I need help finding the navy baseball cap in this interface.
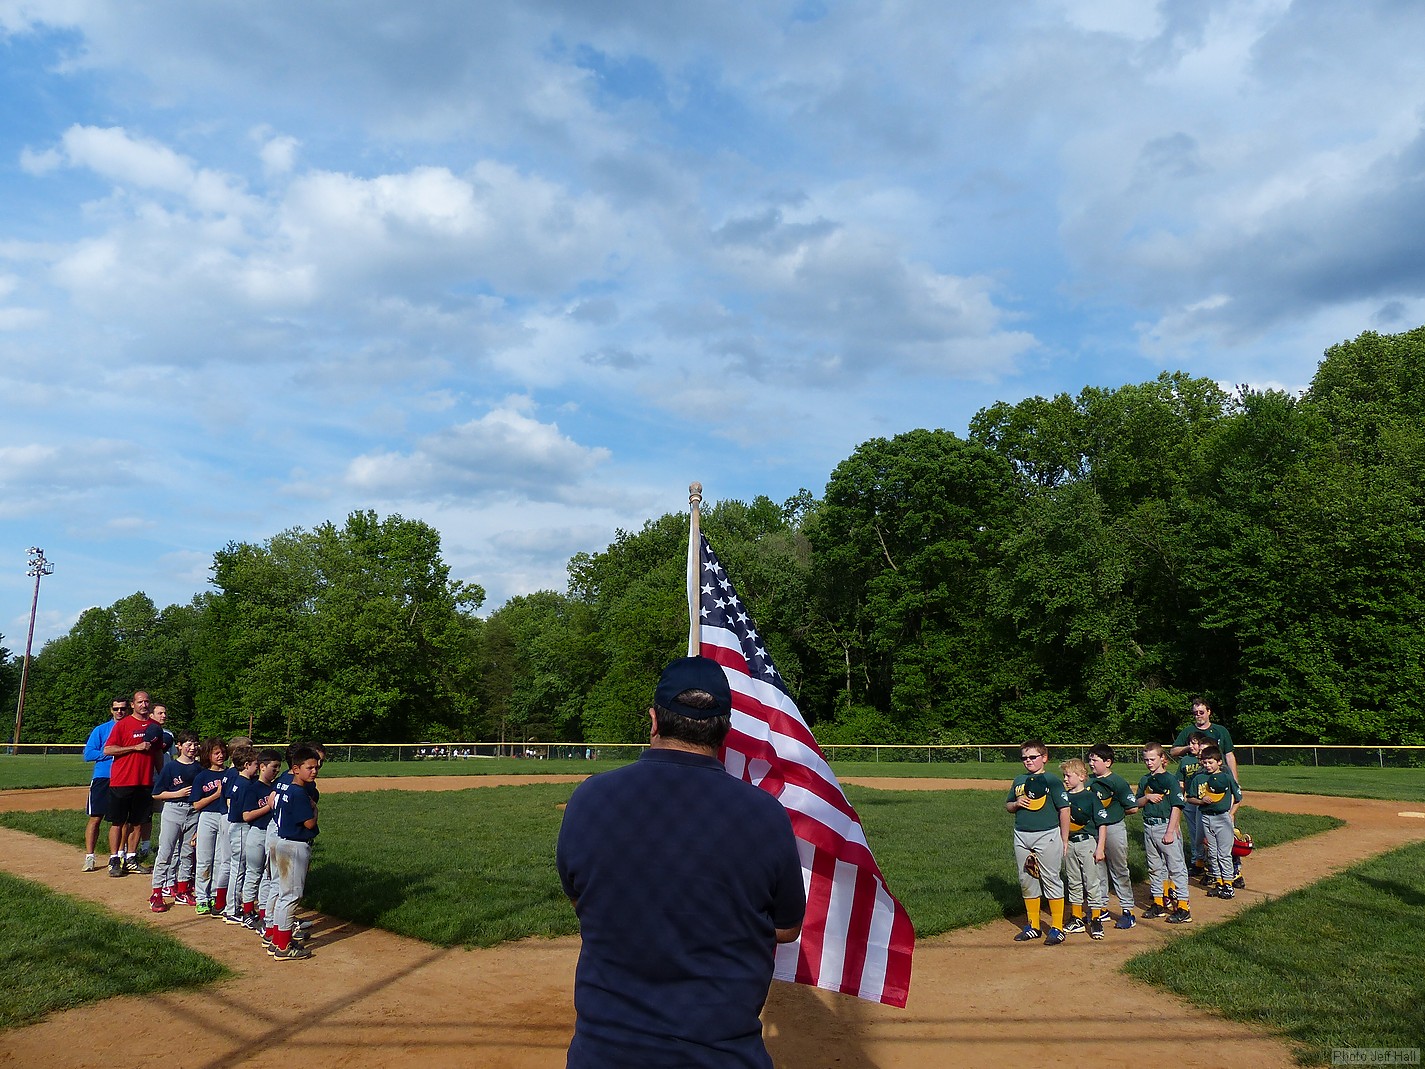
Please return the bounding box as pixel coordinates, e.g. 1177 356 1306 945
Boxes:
142 722 164 744
654 657 732 720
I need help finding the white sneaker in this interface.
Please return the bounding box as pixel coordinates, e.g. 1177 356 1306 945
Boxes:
83 854 96 872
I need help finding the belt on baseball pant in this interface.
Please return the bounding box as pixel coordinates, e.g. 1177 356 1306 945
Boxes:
1144 817 1167 826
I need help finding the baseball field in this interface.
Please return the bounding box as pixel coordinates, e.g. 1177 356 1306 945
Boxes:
1 762 1422 1067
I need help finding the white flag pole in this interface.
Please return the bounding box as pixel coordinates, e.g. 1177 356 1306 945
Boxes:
686 482 703 656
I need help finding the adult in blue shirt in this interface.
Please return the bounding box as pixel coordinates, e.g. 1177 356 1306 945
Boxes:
557 657 806 1069
81 696 129 872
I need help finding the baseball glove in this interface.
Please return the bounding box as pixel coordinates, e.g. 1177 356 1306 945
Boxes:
1023 850 1041 880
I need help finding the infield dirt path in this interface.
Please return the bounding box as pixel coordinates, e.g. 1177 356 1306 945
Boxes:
2 776 1422 1069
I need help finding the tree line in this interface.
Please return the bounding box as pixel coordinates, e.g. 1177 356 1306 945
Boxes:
10 327 1425 748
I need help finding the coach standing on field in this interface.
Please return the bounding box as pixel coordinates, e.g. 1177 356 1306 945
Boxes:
556 656 806 1068
81 696 129 872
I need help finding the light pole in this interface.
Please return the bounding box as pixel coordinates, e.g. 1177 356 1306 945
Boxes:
12 547 54 753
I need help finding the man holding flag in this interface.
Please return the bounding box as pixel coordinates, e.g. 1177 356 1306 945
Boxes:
557 655 806 1068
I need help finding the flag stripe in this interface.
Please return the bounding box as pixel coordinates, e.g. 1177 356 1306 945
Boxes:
697 534 913 1008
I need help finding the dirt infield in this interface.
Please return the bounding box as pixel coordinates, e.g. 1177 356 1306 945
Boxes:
2 778 1421 1068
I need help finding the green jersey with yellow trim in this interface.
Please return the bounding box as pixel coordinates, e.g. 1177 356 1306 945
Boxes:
1136 770 1183 821
1177 752 1202 792
1008 772 1070 832
1066 788 1103 842
1088 772 1136 825
1173 722 1234 759
1187 769 1241 814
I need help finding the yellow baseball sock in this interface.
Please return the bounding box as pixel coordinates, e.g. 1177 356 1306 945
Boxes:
1091 907 1103 920
1047 898 1065 930
1024 898 1042 930
1071 904 1084 919
1154 895 1164 906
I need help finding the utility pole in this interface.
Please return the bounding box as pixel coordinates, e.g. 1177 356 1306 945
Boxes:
12 547 54 753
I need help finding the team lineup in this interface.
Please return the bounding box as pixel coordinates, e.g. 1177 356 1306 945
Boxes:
1007 697 1248 945
81 689 325 961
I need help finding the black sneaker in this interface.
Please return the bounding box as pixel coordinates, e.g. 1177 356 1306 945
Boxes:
1217 884 1235 899
1062 916 1087 934
1088 917 1105 940
1233 875 1246 889
1141 904 1168 919
124 855 152 875
107 855 125 878
1165 908 1193 924
1013 926 1042 942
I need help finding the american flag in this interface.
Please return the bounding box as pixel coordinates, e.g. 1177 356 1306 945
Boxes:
697 533 914 1008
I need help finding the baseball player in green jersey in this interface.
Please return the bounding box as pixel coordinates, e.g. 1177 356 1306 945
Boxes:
1059 758 1108 939
1005 739 1071 946
1136 742 1191 923
1086 743 1139 928
1175 732 1208 876
1170 697 1243 884
1185 745 1242 899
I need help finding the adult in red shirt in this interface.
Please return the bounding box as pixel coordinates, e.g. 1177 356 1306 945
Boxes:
103 691 156 877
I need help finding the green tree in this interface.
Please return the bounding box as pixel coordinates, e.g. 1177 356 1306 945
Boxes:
811 429 1017 740
203 512 484 742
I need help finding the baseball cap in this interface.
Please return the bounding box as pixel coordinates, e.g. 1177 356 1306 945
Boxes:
654 657 732 720
142 722 165 744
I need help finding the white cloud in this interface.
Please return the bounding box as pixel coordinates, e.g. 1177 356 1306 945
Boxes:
344 401 611 503
28 125 258 216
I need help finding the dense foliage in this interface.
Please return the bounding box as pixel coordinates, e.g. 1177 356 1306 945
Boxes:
16 327 1425 746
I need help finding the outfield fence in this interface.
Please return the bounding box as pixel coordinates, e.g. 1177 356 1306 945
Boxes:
8 741 1425 768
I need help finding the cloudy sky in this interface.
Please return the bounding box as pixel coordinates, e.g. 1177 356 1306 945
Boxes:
3 0 1424 646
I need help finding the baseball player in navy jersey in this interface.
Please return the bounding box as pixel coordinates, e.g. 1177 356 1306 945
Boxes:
149 730 201 912
235 749 282 933
221 746 260 924
268 745 321 960
191 738 230 916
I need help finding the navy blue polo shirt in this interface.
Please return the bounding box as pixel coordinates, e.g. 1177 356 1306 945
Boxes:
557 747 805 1069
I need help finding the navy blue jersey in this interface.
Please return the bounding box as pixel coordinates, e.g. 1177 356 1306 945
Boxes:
273 779 317 842
221 767 247 821
242 777 277 829
191 766 227 809
153 758 200 800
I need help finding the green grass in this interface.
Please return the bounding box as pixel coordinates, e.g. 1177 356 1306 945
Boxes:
850 789 1340 935
0 870 228 1030
1124 840 1425 1064
0 786 1341 944
831 759 1425 802
7 752 1425 800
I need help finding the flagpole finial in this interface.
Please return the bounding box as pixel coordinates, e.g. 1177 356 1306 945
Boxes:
689 482 703 507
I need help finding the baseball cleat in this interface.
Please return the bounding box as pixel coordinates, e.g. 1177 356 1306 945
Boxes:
1165 908 1193 923
1044 927 1066 946
1141 903 1168 919
1013 926 1042 942
1088 917 1105 939
1114 911 1136 930
1062 916 1087 934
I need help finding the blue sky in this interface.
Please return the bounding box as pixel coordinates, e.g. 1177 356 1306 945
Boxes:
4 1 1425 647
